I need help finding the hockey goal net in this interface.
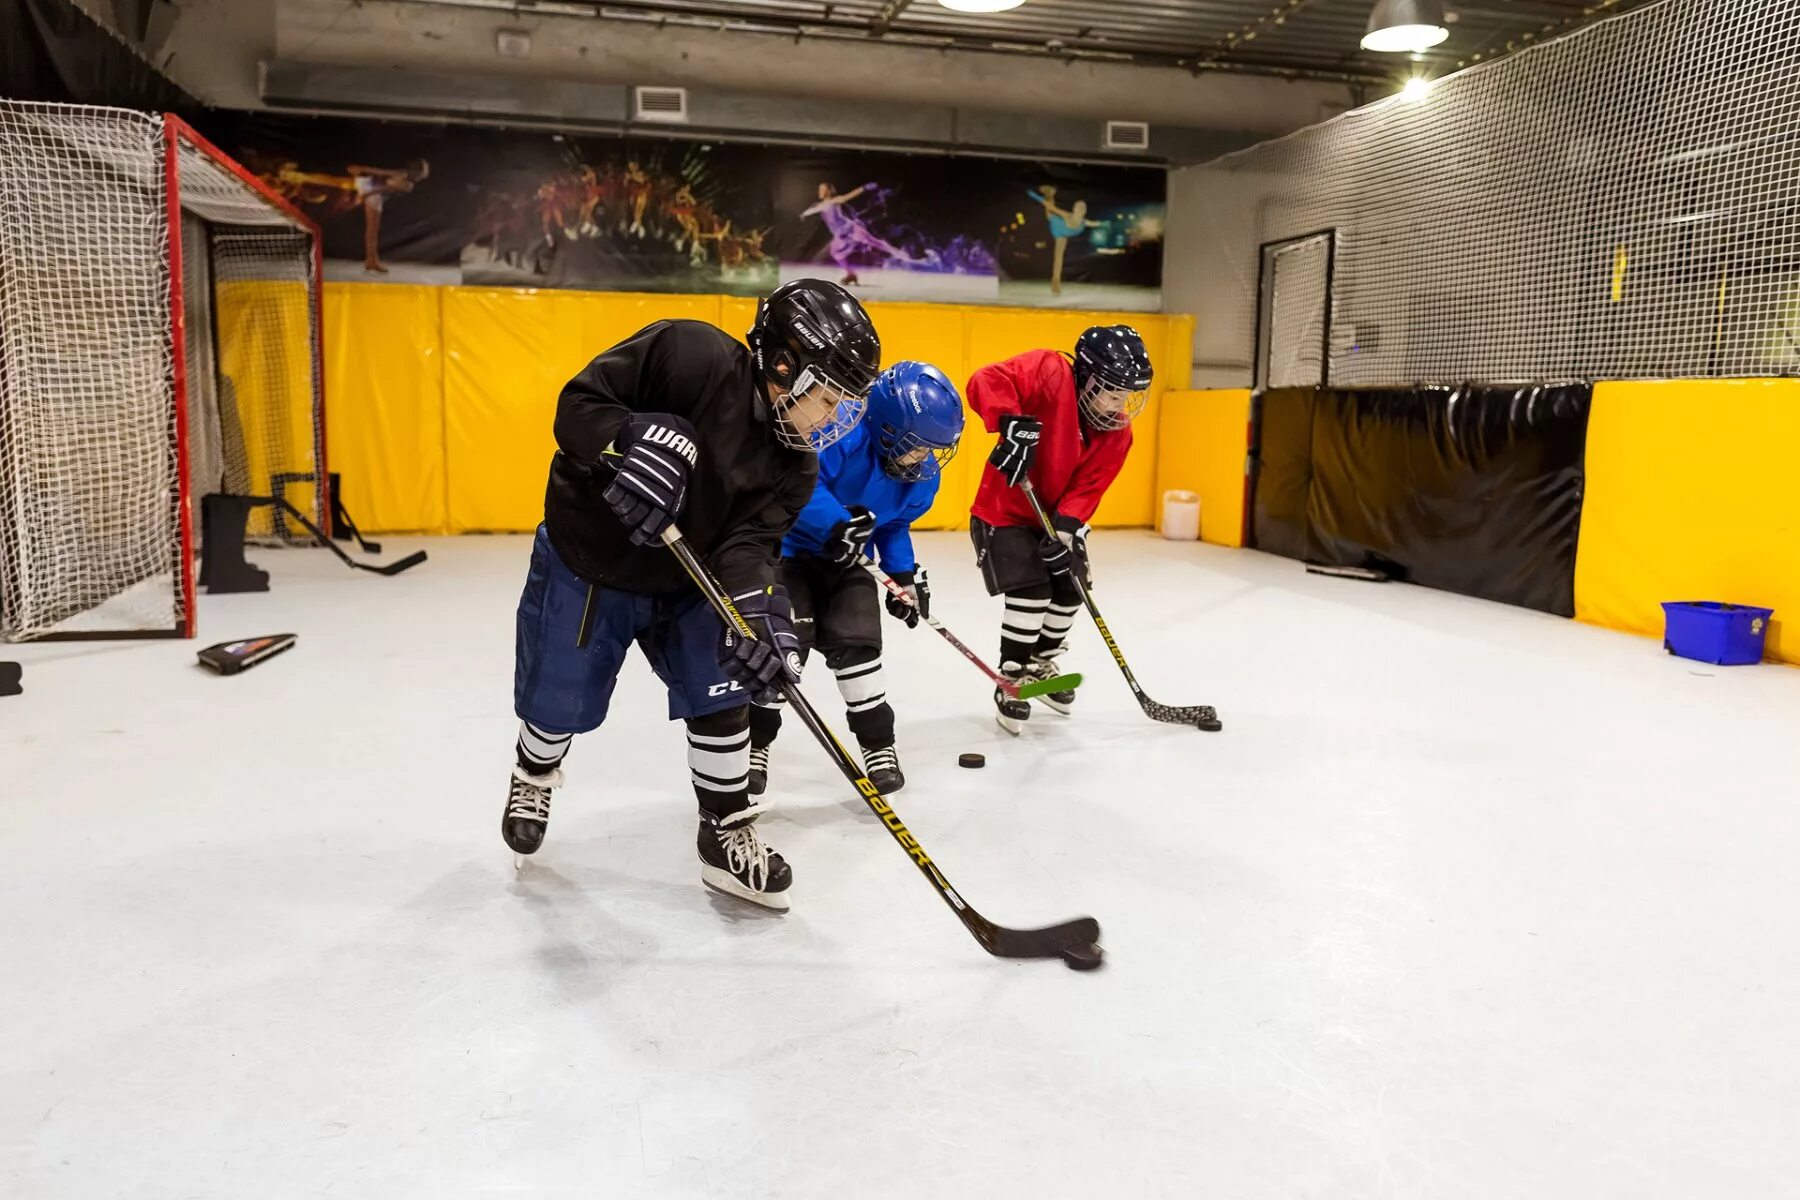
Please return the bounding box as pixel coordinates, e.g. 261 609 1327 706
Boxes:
0 102 326 640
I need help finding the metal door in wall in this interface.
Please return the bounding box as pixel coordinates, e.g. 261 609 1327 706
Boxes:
1255 231 1335 389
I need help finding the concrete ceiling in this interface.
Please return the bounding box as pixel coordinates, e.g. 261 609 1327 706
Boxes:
84 0 1645 162
385 0 1653 81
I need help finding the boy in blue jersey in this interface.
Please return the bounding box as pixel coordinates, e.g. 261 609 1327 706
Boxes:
748 361 965 794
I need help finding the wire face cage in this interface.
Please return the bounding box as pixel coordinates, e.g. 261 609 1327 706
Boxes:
0 103 325 641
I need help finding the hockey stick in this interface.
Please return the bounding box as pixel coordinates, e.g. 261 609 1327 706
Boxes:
857 556 1083 702
329 483 384 555
262 495 428 576
660 524 1103 969
1020 481 1221 732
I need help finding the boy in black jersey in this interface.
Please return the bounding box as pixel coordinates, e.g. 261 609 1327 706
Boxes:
504 280 881 910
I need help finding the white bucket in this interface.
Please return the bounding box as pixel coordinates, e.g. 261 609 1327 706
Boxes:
1161 490 1201 541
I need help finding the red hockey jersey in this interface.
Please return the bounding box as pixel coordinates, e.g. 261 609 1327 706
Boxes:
968 348 1132 527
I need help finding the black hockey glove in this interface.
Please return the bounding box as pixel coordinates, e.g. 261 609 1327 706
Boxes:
883 567 930 628
604 413 698 545
987 414 1042 487
1052 512 1091 584
822 506 877 565
1038 532 1074 578
718 586 802 705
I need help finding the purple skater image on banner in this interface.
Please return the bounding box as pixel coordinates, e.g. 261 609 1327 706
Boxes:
781 174 1001 302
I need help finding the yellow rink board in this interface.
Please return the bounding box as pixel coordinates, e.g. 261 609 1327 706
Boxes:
1576 378 1800 664
321 282 1193 536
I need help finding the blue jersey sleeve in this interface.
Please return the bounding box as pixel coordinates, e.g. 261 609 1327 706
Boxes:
869 477 940 576
782 444 856 557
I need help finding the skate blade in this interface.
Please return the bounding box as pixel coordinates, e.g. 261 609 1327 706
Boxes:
1032 695 1074 716
995 712 1024 737
513 854 525 872
701 868 791 912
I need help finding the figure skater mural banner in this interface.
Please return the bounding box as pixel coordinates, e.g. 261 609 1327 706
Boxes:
201 112 1166 309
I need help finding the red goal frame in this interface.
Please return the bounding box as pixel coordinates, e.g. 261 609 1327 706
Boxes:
162 115 329 638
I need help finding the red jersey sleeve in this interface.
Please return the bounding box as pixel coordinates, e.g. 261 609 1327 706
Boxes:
966 351 1051 431
1056 427 1133 523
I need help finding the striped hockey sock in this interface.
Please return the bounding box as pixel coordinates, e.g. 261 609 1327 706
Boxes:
687 711 751 817
1000 593 1049 667
516 721 573 775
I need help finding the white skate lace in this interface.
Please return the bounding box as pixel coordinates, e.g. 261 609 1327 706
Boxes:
507 767 560 824
717 805 773 890
864 746 899 776
749 745 770 773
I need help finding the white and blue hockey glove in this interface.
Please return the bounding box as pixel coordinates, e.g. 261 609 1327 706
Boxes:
718 586 802 705
603 413 698 545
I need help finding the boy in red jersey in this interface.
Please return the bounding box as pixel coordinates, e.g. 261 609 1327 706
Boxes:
966 325 1153 733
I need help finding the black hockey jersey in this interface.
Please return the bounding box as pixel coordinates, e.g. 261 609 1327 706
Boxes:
543 320 818 596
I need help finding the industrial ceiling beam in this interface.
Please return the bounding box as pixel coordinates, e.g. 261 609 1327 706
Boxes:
391 0 1389 82
869 0 913 35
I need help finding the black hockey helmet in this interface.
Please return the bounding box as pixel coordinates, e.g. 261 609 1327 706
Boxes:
747 279 882 451
1073 325 1153 431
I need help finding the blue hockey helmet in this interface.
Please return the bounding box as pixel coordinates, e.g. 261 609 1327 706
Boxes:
1073 325 1153 432
866 360 965 482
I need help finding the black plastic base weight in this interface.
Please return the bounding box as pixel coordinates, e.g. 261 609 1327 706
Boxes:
199 494 270 594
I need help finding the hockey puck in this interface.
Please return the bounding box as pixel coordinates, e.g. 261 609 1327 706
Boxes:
958 752 986 769
1059 942 1105 971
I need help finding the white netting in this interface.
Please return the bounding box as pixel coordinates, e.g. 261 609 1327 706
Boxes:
0 101 323 640
1170 0 1800 387
204 226 325 544
0 103 177 638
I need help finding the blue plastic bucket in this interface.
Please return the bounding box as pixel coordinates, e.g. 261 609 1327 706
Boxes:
1661 601 1775 666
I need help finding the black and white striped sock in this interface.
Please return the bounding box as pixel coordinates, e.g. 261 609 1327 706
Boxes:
1000 593 1049 667
687 722 750 816
1036 602 1081 659
516 721 573 775
833 653 887 716
834 652 897 748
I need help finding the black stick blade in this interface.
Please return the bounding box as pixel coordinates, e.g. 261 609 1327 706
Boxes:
972 915 1102 961
1146 701 1222 731
356 549 428 576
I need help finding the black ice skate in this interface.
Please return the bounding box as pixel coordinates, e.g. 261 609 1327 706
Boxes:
748 744 770 796
503 764 561 868
862 743 904 793
697 804 792 911
994 661 1032 735
1027 655 1079 715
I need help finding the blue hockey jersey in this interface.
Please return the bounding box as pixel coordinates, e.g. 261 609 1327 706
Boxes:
780 421 940 575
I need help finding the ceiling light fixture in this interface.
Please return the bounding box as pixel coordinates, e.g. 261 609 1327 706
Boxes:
938 0 1026 12
1361 0 1450 54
